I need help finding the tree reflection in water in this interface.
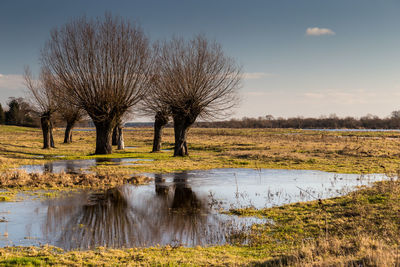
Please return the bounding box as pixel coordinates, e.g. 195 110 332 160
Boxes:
44 172 236 250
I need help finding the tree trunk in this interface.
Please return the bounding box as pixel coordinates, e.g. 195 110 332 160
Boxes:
171 172 200 210
112 125 118 146
112 121 124 149
50 121 55 148
154 174 168 196
63 121 75 143
173 116 190 156
117 126 124 150
94 121 114 154
152 112 168 152
41 116 51 149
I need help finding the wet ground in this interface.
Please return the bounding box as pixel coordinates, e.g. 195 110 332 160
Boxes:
303 129 400 132
0 168 387 249
19 158 154 174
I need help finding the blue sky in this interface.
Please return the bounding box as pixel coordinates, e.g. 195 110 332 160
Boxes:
1 0 400 119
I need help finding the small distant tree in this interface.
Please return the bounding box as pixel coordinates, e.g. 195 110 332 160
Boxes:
265 115 274 121
0 104 5 124
41 14 152 154
391 110 400 119
5 97 36 126
24 67 57 149
5 99 21 125
151 35 241 156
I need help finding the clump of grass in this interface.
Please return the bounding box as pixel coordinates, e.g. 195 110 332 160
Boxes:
0 196 11 202
280 235 400 266
0 170 153 190
0 191 16 202
0 256 44 266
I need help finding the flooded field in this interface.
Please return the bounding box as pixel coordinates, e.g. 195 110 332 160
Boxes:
303 129 400 132
19 158 154 174
0 168 387 250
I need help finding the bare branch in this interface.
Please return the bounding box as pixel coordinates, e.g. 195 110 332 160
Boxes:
41 14 152 154
150 35 242 156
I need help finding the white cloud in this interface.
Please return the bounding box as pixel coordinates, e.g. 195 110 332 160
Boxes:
303 89 379 105
0 74 25 90
303 92 324 99
306 27 335 36
246 91 269 96
242 72 274 80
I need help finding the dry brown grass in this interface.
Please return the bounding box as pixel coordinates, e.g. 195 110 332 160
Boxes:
2 126 400 174
0 170 152 190
288 236 400 266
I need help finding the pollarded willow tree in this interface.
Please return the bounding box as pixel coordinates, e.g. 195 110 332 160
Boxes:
112 112 133 150
112 119 125 150
24 67 57 149
141 76 170 152
151 35 241 156
59 103 83 144
52 87 84 144
41 14 152 154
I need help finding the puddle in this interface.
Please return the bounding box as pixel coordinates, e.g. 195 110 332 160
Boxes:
73 128 147 132
145 169 387 209
33 155 67 159
303 129 400 132
19 158 154 174
0 168 388 249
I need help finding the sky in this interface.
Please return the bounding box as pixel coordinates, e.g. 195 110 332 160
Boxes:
1 0 400 120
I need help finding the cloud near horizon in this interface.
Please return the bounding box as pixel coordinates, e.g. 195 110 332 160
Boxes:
306 27 335 36
303 89 380 105
242 72 274 80
0 74 25 90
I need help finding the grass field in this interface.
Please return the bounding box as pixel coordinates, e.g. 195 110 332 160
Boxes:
0 125 399 266
2 125 400 174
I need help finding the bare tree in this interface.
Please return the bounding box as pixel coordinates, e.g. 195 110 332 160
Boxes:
112 109 137 150
112 119 124 149
24 67 57 149
61 106 83 144
151 110 169 152
41 14 152 154
53 88 84 143
151 35 241 156
141 78 170 152
111 114 130 150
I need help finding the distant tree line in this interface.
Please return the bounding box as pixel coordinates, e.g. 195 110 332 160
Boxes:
0 97 38 127
193 112 400 129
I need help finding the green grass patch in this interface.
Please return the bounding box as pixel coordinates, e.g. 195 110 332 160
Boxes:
0 257 44 266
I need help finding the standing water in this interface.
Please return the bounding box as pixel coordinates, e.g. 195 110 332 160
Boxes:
0 168 388 249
